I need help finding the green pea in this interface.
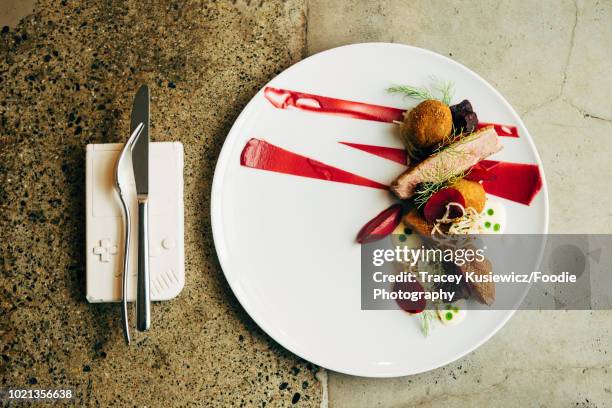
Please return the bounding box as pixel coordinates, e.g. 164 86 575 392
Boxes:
484 221 491 228
445 312 453 321
487 208 494 216
493 223 501 232
398 234 407 242
404 227 412 235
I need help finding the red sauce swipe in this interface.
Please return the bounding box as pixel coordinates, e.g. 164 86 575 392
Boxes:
477 122 519 137
467 160 543 205
240 139 388 190
339 142 407 165
264 87 404 123
264 86 520 137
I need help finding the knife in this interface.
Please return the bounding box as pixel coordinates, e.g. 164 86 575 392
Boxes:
130 85 151 332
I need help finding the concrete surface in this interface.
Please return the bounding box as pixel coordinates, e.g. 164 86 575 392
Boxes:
308 0 612 406
0 0 34 28
0 1 322 406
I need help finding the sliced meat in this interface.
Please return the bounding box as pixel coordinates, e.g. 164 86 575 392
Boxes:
456 257 495 305
390 126 502 200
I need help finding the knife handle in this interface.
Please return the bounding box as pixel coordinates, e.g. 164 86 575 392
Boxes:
137 198 151 332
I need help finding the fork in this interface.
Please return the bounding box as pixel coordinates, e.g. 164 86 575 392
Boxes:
114 122 144 345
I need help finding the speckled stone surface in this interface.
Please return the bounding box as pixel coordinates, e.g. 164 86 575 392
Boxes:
0 1 322 406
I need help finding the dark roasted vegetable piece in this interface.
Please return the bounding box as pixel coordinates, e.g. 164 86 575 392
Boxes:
450 99 473 114
450 99 478 134
461 112 479 134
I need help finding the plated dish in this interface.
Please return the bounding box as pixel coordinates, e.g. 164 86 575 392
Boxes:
212 43 548 376
353 80 542 334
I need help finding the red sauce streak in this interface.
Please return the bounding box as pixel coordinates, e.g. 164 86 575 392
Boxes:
477 122 519 137
339 143 542 205
240 138 388 190
264 86 404 123
339 142 407 165
463 160 500 182
468 160 543 205
264 87 520 137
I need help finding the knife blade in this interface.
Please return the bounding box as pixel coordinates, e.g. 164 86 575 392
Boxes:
131 85 149 196
130 85 151 332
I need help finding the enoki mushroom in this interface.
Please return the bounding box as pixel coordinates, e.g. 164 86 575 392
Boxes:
431 202 482 238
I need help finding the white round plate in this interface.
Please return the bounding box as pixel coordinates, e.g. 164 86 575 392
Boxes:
211 43 549 377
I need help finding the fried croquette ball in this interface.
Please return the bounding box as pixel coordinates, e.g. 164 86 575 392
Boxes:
402 99 453 151
450 179 486 213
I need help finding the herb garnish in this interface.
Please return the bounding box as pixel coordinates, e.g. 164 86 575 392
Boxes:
387 85 433 101
413 170 468 208
432 125 464 154
388 77 454 105
419 310 438 336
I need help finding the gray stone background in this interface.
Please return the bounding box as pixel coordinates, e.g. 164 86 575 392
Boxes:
2 1 611 407
309 2 612 406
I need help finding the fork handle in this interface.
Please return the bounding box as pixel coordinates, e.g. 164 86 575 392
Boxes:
118 189 132 344
136 198 151 332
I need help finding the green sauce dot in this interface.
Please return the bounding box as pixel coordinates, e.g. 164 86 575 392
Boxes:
493 223 501 232
445 312 453 321
484 221 491 228
487 208 494 216
404 227 412 235
398 234 407 242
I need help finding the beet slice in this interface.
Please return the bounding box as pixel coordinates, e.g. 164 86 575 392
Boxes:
356 204 403 243
423 187 465 223
394 280 426 314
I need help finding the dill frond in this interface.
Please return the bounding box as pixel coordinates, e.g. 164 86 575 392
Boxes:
419 309 437 336
388 77 455 106
413 169 468 208
433 126 481 157
387 85 433 101
431 77 455 105
433 126 464 154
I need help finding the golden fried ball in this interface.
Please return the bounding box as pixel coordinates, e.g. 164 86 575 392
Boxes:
450 179 486 213
402 99 452 151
